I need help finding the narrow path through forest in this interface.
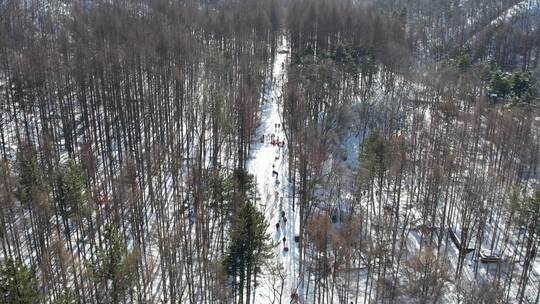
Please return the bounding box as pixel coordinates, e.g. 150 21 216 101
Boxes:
247 36 300 304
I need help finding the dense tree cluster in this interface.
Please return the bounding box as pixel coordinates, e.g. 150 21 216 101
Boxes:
0 0 279 302
0 0 538 303
280 0 540 303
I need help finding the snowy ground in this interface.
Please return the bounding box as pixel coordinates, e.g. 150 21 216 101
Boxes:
246 36 301 304
467 0 540 44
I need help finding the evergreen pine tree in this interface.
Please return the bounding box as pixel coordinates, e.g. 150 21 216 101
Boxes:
59 159 88 218
16 145 49 209
86 226 139 303
358 129 389 190
224 201 272 303
0 258 39 304
488 70 512 98
53 288 76 304
58 159 89 239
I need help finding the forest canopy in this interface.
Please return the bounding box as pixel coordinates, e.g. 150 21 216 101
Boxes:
0 0 539 303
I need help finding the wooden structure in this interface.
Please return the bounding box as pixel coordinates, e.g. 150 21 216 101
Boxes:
479 250 501 263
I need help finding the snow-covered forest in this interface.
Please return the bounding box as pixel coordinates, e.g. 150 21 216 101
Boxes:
0 0 539 303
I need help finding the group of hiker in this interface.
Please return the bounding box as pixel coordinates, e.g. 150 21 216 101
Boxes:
260 132 285 147
276 209 289 251
276 197 289 252
275 210 288 230
272 159 288 251
262 123 290 251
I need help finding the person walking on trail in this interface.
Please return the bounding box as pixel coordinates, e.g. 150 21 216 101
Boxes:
282 236 286 245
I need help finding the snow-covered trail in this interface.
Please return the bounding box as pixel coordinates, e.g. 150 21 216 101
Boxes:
246 36 300 304
467 0 539 44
